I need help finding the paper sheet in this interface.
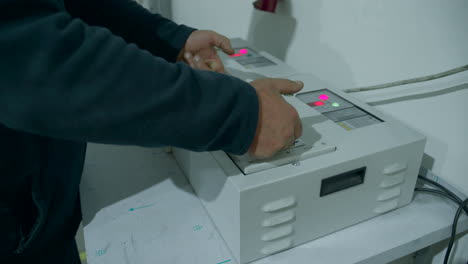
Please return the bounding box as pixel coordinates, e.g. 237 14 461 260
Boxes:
84 179 235 264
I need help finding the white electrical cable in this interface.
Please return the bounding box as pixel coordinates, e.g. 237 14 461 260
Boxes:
343 64 468 93
363 81 468 105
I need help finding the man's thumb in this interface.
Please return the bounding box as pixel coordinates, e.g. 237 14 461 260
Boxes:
277 80 304 95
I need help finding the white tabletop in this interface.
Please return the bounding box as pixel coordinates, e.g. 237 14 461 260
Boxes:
80 144 467 264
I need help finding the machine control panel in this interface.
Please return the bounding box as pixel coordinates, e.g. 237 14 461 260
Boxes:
297 89 382 131
229 47 277 69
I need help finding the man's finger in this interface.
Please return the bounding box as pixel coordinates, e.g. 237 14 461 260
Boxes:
276 80 304 95
213 33 234 55
282 136 296 150
294 116 303 139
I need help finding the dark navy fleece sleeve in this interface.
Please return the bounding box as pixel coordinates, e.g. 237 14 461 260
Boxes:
63 0 193 62
0 1 259 155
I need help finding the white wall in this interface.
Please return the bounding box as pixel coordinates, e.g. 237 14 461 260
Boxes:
170 0 468 195
171 0 468 87
135 0 171 17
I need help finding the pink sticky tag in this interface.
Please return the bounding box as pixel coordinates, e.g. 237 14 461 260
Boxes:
253 0 278 13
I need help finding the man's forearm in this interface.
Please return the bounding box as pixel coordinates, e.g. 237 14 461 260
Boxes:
0 3 258 154
64 0 195 62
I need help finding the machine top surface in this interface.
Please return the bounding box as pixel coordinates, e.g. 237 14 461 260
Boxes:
228 88 385 175
211 39 426 189
211 73 426 189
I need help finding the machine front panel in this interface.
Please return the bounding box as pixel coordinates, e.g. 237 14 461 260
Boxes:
174 38 427 264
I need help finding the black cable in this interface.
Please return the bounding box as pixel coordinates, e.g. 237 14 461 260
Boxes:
415 188 463 207
414 187 467 263
415 176 468 264
444 198 468 264
418 175 463 203
417 176 468 215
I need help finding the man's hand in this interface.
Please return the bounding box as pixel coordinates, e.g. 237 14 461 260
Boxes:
177 30 234 73
249 79 304 159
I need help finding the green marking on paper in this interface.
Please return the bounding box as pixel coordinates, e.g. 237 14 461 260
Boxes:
96 249 107 256
216 260 232 264
129 203 156 211
193 225 203 231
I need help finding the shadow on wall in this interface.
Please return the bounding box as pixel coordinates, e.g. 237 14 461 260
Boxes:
136 0 172 18
246 0 355 89
302 0 355 89
246 0 296 61
159 0 172 18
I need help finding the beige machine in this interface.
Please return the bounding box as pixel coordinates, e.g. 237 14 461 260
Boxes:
173 39 426 264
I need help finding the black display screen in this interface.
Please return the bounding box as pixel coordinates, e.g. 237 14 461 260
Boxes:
320 167 366 197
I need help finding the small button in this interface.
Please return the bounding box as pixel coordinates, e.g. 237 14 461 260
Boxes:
383 162 408 175
377 188 401 201
262 197 297 213
262 211 295 227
